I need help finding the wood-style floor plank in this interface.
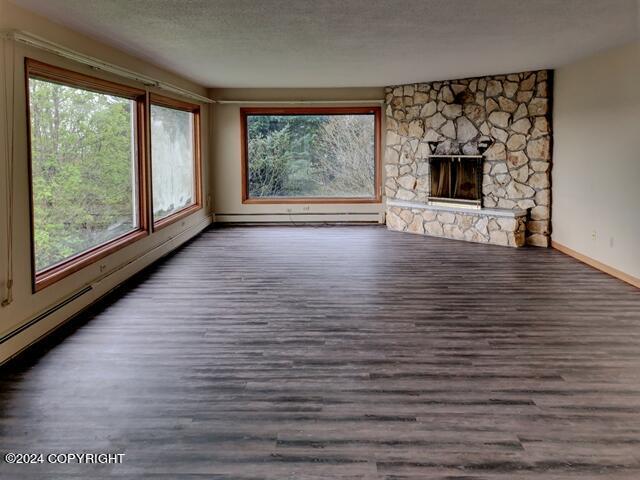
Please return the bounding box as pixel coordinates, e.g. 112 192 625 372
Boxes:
1 225 640 479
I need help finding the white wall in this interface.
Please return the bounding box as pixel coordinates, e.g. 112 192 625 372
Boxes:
0 0 212 363
552 40 640 280
210 87 385 223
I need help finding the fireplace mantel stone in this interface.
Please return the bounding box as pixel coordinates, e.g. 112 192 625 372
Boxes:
388 199 526 218
386 198 527 247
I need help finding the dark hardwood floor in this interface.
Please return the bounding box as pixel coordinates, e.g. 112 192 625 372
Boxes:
1 225 640 479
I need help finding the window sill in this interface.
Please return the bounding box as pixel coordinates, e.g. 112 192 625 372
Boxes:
153 203 203 231
242 197 382 205
34 229 149 292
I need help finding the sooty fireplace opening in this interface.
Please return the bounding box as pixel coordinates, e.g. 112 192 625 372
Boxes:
428 155 483 209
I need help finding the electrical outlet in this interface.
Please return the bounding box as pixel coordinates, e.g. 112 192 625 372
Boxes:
591 230 597 241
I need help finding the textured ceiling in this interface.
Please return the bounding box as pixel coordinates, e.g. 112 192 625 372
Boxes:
12 0 640 88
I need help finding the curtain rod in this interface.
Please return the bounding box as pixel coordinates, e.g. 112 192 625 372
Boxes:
2 30 214 104
2 31 386 106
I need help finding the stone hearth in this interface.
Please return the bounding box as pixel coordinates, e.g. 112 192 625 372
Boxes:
387 199 527 247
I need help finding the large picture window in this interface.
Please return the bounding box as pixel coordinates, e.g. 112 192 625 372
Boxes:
241 107 381 203
26 59 148 291
150 95 201 228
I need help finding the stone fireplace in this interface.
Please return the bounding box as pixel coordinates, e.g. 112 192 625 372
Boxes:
384 70 552 247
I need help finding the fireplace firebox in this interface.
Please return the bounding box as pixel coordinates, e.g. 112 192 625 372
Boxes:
428 155 483 209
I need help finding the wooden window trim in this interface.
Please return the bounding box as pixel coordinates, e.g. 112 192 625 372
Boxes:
150 94 203 231
240 106 382 204
26 58 146 99
25 58 149 292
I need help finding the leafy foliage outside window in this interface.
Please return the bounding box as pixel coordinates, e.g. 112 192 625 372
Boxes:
246 114 376 198
29 78 138 272
151 105 195 221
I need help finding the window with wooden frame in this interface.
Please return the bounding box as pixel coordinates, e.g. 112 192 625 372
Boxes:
241 107 381 204
26 59 148 292
150 94 202 229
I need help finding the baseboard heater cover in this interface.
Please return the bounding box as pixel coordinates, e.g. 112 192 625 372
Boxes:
0 216 212 360
215 212 383 223
0 286 92 346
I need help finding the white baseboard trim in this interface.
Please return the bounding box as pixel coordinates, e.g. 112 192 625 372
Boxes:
551 240 640 289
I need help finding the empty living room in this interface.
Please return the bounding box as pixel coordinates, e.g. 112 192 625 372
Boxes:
1 0 639 478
